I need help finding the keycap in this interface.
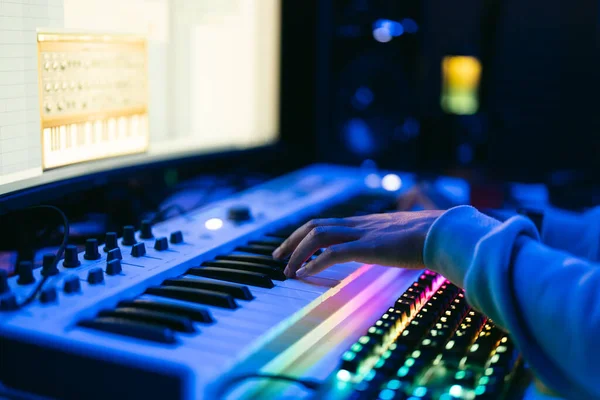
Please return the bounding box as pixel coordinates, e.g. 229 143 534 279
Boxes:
187 267 275 289
131 242 147 257
63 276 81 294
40 287 58 304
87 268 104 284
98 308 196 333
118 299 213 323
0 293 18 311
215 254 287 269
200 260 286 280
164 278 253 300
154 237 169 251
78 317 176 344
107 248 122 262
106 259 123 276
235 245 279 256
146 286 238 309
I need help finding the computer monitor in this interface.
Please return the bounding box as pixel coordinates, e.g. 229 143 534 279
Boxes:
0 0 281 198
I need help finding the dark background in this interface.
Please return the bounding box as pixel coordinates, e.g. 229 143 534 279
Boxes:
0 0 598 267
309 0 599 183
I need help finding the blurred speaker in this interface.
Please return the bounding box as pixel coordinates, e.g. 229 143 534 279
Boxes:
315 0 424 170
316 0 599 185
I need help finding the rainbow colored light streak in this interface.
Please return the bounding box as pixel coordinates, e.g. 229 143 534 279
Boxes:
337 272 447 384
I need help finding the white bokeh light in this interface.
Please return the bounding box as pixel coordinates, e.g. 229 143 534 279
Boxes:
364 173 381 189
205 218 224 230
382 174 402 191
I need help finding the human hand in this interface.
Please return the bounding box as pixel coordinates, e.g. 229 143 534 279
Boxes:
272 210 444 278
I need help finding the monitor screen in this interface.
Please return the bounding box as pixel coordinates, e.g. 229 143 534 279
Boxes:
0 0 281 197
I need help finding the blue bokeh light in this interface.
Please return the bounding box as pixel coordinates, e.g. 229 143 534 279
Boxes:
372 19 404 42
344 118 376 156
457 143 474 164
352 86 374 110
400 18 419 34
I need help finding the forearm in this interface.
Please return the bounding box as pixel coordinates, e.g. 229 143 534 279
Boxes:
424 206 600 398
540 207 600 261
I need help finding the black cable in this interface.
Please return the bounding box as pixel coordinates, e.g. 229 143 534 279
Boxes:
16 205 69 309
216 373 322 399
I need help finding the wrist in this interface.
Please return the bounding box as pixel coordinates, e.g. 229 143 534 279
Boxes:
423 206 501 288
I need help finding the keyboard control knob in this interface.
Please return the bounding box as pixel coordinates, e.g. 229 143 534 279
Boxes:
131 242 146 258
0 270 10 294
227 205 252 222
40 287 58 304
170 231 184 244
107 248 122 262
63 276 81 294
62 245 81 268
122 226 136 246
104 232 118 252
87 267 104 284
17 262 35 285
0 293 18 311
154 237 168 251
106 259 122 276
84 239 101 260
41 254 59 277
140 220 153 239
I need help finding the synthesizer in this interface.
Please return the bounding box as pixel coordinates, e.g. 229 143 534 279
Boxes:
0 165 527 400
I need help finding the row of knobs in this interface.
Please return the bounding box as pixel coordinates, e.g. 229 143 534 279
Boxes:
0 222 184 303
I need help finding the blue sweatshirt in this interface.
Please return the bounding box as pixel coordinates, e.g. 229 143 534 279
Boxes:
423 205 600 400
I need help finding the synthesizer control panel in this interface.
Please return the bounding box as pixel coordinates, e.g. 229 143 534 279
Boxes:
37 32 149 170
0 165 422 399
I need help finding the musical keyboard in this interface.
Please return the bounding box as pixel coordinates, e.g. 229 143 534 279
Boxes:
0 164 423 399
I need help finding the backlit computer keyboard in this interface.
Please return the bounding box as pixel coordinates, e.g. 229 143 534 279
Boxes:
0 165 528 399
322 274 523 400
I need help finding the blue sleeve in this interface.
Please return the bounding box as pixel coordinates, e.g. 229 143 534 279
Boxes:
424 206 600 399
541 207 600 261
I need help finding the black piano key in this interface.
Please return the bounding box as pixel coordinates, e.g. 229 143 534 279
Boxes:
118 299 213 323
187 267 275 289
215 254 287 269
201 260 286 281
98 308 196 333
235 245 279 256
146 286 238 309
78 317 176 344
267 225 299 238
248 238 285 247
163 278 253 300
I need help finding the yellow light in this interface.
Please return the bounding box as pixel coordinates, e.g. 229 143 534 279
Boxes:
441 55 481 115
205 218 224 230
